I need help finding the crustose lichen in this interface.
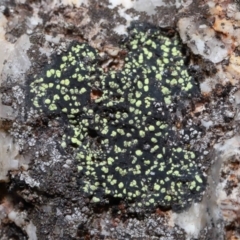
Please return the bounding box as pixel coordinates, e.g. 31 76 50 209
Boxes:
28 23 206 211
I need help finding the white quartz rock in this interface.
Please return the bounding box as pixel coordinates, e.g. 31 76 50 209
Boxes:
178 17 228 63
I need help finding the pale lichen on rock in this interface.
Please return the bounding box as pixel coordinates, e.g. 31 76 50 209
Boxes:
2 0 240 239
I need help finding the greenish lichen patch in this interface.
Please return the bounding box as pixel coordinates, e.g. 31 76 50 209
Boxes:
28 23 205 211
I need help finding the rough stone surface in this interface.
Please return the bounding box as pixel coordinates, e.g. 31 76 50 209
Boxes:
1 0 240 239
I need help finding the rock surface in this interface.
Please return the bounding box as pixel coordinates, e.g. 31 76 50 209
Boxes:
0 0 240 239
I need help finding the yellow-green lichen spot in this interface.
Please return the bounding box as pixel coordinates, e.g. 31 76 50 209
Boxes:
28 22 205 211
